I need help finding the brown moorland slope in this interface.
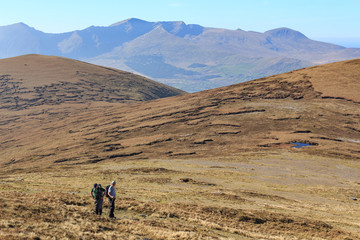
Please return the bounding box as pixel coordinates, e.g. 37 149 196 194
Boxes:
1 58 360 239
1 58 359 170
0 54 185 110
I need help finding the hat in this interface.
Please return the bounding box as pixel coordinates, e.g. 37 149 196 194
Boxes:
112 181 116 185
93 183 97 188
98 184 102 188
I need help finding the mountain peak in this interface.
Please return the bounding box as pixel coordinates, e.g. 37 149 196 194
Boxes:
109 18 204 37
156 20 204 37
2 22 31 29
110 18 150 27
265 27 308 40
13 22 28 26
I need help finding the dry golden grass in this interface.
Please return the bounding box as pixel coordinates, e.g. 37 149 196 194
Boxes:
1 57 360 239
1 154 360 239
0 54 185 110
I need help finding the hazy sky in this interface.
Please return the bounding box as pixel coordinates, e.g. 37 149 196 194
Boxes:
1 0 359 47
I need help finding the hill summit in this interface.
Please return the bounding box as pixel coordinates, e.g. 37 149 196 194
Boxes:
0 54 185 110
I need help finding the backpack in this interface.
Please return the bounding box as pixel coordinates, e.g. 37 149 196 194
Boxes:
94 187 103 200
105 185 111 198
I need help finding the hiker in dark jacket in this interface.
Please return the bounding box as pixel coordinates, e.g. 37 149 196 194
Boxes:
91 183 105 215
108 180 116 219
90 183 98 214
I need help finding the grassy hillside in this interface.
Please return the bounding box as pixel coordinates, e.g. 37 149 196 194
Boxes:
0 54 185 110
1 58 360 239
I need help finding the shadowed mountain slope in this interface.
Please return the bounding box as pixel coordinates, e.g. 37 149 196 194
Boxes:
1 58 359 171
0 54 185 110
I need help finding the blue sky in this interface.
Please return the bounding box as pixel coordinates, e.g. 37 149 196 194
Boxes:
1 0 359 47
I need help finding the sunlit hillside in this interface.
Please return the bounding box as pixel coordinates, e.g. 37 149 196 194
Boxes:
1 58 360 239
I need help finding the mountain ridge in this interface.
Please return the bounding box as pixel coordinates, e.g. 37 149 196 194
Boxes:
1 19 360 92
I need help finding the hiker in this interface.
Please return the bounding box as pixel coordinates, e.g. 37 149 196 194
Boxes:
90 183 98 214
96 184 106 215
91 183 105 215
107 180 116 219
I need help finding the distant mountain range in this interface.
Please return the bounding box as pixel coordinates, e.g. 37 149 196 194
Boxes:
1 18 360 92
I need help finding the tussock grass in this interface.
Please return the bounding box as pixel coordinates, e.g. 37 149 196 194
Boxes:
1 155 360 239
